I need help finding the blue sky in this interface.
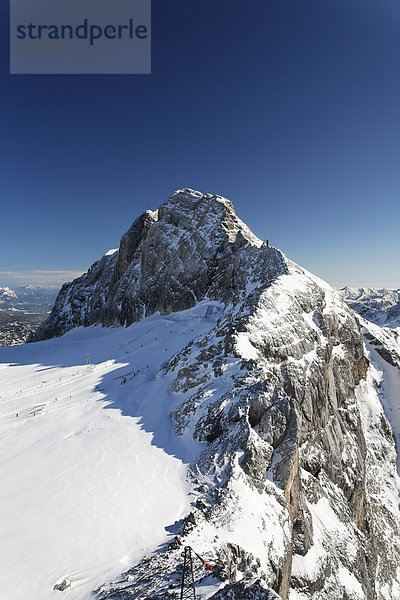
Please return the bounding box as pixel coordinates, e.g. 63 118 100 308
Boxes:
1 0 399 288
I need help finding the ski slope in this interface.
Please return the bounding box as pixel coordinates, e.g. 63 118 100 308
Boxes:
0 302 221 600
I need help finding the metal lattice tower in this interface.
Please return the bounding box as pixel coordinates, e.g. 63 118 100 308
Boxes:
86 354 93 371
180 546 196 600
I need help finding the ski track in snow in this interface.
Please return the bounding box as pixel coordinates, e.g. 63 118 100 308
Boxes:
0 302 221 600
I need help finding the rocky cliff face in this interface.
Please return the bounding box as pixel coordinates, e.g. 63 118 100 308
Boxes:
33 189 400 600
32 189 285 341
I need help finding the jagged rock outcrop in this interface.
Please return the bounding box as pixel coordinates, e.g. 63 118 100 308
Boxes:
32 189 286 341
32 189 400 600
209 579 280 599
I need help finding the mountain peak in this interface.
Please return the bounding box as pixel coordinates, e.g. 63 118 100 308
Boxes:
32 189 284 341
159 188 263 247
0 287 18 303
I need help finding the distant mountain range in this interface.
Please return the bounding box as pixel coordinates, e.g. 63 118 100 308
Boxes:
0 285 58 313
0 285 59 346
340 287 400 328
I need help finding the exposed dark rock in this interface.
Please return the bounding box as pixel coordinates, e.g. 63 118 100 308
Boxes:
53 579 71 592
209 579 280 600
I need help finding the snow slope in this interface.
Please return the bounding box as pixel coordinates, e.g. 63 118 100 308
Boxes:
359 319 400 472
0 302 222 600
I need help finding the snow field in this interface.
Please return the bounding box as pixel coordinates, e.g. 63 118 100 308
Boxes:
0 303 221 600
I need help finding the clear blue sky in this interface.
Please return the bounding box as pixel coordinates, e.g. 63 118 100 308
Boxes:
1 0 399 288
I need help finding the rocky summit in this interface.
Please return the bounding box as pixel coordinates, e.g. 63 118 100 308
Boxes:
31 189 400 599
32 188 285 340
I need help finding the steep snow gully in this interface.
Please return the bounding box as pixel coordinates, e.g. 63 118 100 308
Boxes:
1 189 400 600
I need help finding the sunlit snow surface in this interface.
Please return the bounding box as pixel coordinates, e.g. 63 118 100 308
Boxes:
0 302 221 600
